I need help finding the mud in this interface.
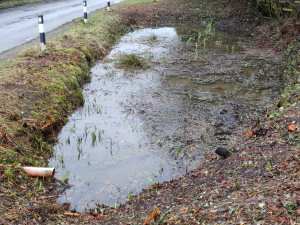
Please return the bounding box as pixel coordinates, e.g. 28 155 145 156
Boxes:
50 24 282 211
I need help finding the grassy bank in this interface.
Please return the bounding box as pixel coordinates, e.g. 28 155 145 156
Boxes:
0 0 46 9
0 10 125 223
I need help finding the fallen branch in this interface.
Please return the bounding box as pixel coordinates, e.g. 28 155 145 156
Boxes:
275 0 283 15
283 0 300 12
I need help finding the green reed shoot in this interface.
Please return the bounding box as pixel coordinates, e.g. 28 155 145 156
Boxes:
66 136 70 145
175 146 180 155
98 130 101 139
91 131 96 142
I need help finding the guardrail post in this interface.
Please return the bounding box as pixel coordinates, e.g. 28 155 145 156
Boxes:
107 0 110 12
83 0 87 23
38 14 46 51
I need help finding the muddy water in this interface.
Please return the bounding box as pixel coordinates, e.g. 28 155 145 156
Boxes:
50 25 282 211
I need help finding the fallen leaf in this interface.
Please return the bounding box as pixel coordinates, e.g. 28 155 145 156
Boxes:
268 205 278 211
288 124 296 131
63 212 80 216
248 131 253 137
143 208 160 225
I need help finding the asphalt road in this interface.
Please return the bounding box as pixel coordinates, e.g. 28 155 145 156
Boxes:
0 0 115 54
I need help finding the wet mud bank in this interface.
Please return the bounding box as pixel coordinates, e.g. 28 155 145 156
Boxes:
50 24 283 212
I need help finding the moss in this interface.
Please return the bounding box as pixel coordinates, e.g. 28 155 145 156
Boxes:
4 167 14 180
0 150 18 164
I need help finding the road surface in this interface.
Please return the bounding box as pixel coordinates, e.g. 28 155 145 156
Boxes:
0 0 115 53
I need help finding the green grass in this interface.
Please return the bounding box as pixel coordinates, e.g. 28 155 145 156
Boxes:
114 0 163 6
118 53 147 69
149 33 158 41
0 0 43 9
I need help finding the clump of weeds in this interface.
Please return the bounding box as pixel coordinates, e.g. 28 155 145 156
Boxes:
118 53 147 69
149 33 157 41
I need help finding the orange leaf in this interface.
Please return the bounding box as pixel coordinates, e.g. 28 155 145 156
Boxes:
143 208 160 225
268 205 278 211
63 212 80 216
288 124 296 131
92 214 102 219
247 131 253 137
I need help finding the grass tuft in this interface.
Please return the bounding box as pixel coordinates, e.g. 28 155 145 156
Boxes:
118 53 147 69
149 33 158 41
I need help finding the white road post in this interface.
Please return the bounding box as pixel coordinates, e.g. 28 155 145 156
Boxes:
83 0 87 23
107 0 110 12
38 14 46 51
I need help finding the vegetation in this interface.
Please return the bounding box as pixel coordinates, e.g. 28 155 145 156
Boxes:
0 0 300 223
0 9 124 223
0 0 43 9
114 0 163 6
255 0 300 18
118 53 147 69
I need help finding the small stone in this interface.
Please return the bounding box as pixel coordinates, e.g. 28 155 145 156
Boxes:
217 220 225 224
92 211 98 217
26 204 34 211
215 147 229 158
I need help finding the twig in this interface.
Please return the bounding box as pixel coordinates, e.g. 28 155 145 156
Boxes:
241 140 277 149
99 183 121 203
275 0 283 15
283 0 300 12
154 209 172 225
6 137 29 161
38 195 59 199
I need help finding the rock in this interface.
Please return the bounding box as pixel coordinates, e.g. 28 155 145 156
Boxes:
215 147 229 158
92 211 98 217
26 204 34 211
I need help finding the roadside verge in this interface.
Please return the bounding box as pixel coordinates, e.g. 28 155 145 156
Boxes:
0 10 125 223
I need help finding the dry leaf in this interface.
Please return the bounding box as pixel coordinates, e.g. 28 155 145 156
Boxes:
248 131 253 137
143 208 160 225
288 124 296 131
63 212 80 216
268 205 278 211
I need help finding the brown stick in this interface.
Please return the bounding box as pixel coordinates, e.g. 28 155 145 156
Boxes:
283 0 300 12
275 0 283 15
